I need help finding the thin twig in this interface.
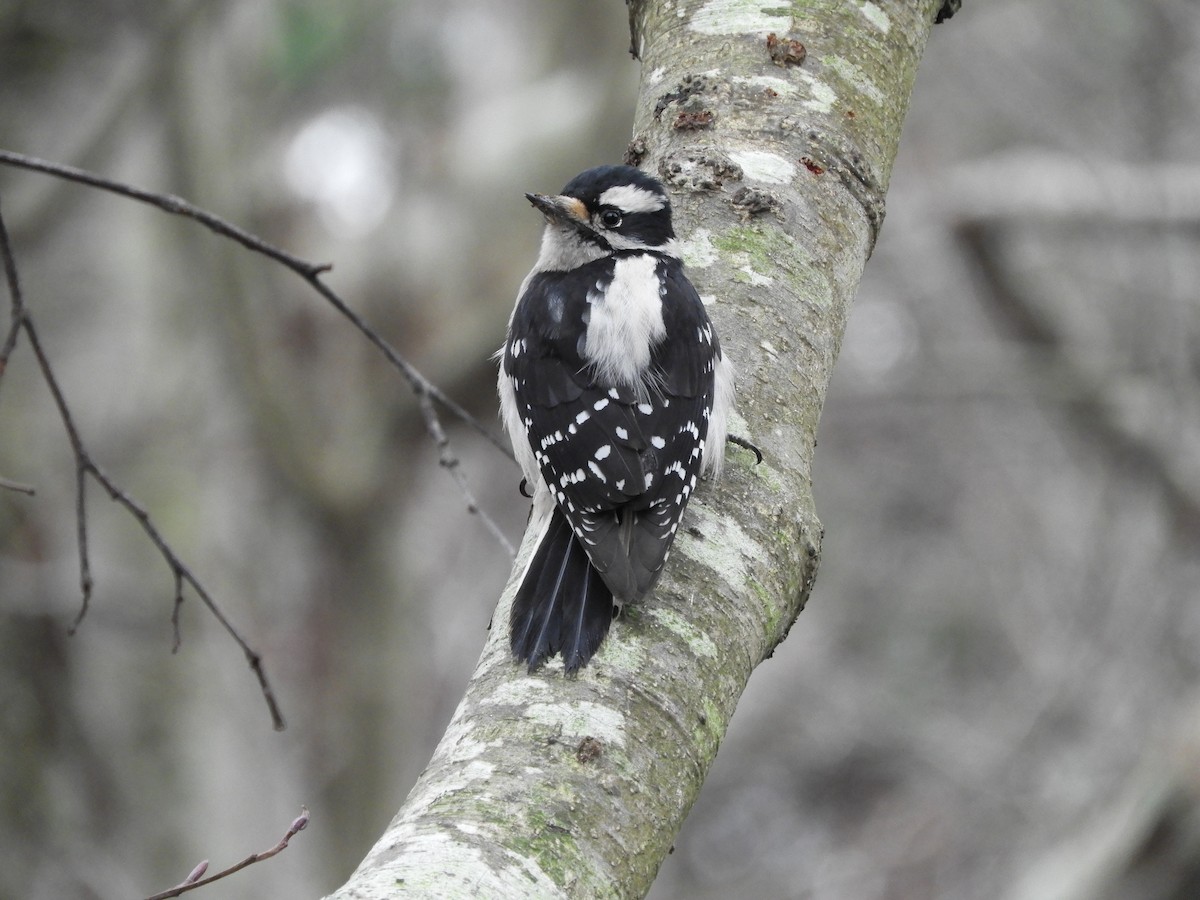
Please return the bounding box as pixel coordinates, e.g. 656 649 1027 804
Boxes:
0 475 36 495
70 456 92 630
171 569 185 653
419 392 516 556
0 146 530 726
0 193 25 391
0 200 286 728
143 806 309 900
0 148 516 559
0 149 515 459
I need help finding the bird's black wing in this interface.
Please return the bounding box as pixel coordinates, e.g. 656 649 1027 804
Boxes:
504 256 716 601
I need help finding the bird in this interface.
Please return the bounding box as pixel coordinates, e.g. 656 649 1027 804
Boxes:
497 164 734 673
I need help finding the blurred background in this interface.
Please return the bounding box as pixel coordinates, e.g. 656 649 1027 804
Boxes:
2 1 1199 898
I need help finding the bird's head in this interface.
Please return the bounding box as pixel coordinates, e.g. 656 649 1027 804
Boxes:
526 165 678 271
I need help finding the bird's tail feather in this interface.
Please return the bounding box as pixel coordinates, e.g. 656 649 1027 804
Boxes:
511 508 613 673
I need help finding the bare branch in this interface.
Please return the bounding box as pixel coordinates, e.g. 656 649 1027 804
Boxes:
0 193 26 388
321 0 935 891
0 475 36 495
0 143 527 726
0 199 286 730
0 148 516 554
0 149 515 459
171 569 186 654
418 391 516 556
955 216 1200 531
142 806 310 900
949 152 1200 225
70 456 92 631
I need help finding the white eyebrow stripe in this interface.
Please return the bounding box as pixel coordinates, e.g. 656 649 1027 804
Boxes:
598 184 666 213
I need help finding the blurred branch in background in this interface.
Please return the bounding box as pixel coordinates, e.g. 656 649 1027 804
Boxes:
0 146 519 727
0 474 37 494
951 152 1200 531
0 192 287 729
1007 702 1200 900
0 149 516 471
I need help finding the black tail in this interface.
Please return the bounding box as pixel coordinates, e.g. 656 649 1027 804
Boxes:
510 508 614 673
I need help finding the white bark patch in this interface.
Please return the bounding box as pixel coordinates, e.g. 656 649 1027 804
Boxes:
648 66 667 84
728 149 796 184
485 677 553 706
679 227 718 268
736 71 837 113
648 608 718 659
859 1 891 33
397 729 497 815
689 0 792 35
352 827 562 899
824 54 886 105
676 503 764 588
523 701 627 748
733 74 797 97
803 81 839 114
739 265 773 286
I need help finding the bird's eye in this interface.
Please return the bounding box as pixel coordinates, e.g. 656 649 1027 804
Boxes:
599 208 622 229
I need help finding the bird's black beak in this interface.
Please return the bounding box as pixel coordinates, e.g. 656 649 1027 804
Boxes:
526 192 594 236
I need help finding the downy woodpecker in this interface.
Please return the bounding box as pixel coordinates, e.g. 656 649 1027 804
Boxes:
498 165 734 673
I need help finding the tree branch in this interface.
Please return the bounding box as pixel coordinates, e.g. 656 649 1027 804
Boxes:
0 141 524 728
0 148 517 515
0 199 286 729
950 155 1200 530
323 1 945 896
142 806 310 900
0 475 36 495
